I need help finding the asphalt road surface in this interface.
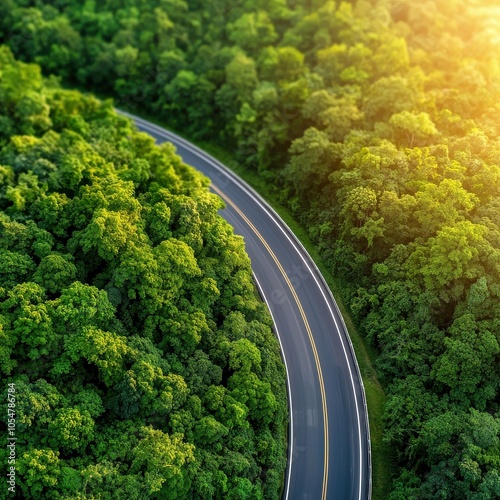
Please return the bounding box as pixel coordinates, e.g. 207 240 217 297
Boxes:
121 111 372 500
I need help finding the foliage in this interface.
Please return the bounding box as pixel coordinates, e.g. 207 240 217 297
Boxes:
1 0 500 496
0 48 287 499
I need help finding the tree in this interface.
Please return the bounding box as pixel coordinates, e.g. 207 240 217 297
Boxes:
405 221 490 302
16 449 61 498
363 76 416 122
47 407 95 452
130 427 195 497
33 254 77 294
389 111 437 147
432 314 499 408
228 11 278 52
284 127 339 195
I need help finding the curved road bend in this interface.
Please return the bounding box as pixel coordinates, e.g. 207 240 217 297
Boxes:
120 111 371 500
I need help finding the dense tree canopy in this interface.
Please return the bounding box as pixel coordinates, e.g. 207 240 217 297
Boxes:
1 0 500 497
0 48 287 499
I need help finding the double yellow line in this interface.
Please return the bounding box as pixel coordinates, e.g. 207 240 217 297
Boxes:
211 184 329 500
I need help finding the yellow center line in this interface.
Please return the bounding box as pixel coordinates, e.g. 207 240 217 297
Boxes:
211 184 329 500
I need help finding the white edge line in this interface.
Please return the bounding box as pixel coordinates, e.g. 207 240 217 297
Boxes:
252 272 293 500
119 110 371 500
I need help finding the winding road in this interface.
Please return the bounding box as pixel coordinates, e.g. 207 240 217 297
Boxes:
120 111 372 500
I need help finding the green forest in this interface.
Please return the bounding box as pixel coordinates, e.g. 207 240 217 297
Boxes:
1 0 500 498
0 48 287 498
